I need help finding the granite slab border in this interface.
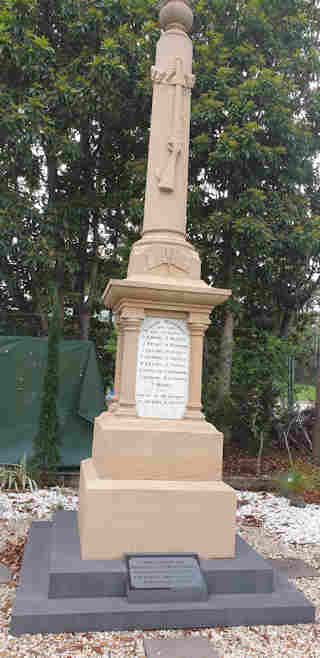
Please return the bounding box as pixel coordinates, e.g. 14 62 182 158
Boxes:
11 512 315 636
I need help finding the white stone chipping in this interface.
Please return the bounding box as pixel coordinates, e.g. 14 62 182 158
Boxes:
2 488 320 546
0 488 78 522
0 487 320 657
236 490 320 545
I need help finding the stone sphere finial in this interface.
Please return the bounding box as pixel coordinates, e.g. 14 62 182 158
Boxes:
159 0 193 33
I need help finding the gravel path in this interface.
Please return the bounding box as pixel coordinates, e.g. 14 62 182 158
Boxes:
0 488 319 657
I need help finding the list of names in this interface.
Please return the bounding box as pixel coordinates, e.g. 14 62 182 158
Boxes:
136 317 190 419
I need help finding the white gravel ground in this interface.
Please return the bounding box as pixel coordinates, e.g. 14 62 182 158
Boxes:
236 490 320 545
0 487 319 657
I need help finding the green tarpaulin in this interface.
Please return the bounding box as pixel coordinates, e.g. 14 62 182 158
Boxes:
0 337 105 466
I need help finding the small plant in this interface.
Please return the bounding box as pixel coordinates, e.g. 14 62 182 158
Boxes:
290 459 320 492
273 468 311 507
0 455 38 492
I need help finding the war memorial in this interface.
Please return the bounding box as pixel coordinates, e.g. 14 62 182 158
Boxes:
11 0 315 635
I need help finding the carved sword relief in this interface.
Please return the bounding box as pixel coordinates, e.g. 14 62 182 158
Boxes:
152 57 195 193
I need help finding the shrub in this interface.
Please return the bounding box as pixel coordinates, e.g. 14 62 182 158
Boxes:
32 290 61 471
0 455 38 492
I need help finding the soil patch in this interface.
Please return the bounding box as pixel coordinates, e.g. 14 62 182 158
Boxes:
223 448 320 504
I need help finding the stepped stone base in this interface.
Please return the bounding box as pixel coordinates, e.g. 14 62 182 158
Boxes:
78 459 237 560
11 511 315 636
92 415 223 481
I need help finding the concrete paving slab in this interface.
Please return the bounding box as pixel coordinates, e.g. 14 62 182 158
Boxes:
144 638 219 658
0 563 11 584
268 558 319 579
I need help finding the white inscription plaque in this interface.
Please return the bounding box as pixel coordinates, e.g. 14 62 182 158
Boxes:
136 317 190 419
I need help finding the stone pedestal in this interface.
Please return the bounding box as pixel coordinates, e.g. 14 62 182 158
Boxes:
78 279 237 560
78 0 237 561
91 416 223 481
79 459 236 560
11 1 316 633
11 0 316 637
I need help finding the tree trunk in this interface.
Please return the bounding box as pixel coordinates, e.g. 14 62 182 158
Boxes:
45 146 65 331
216 227 233 403
76 121 100 341
39 309 48 335
80 311 90 341
217 308 234 400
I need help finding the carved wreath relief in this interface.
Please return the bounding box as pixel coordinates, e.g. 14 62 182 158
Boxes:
152 57 195 193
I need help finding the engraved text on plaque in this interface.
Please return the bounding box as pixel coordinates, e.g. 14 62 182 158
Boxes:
126 553 209 603
136 317 189 419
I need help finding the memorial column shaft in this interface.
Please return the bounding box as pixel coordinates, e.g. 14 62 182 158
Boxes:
142 26 194 239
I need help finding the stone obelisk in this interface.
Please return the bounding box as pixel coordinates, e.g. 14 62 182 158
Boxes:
78 0 237 560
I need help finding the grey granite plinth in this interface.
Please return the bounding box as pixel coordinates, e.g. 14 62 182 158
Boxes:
48 512 274 599
11 511 315 636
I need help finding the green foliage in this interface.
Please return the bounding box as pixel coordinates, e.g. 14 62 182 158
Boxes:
2 0 318 342
191 0 320 453
0 455 38 491
190 0 320 315
32 291 61 471
295 384 316 402
1 0 320 441
103 326 117 359
204 325 297 451
0 0 156 333
89 315 116 389
295 459 320 491
232 330 291 401
272 406 313 461
273 469 310 497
